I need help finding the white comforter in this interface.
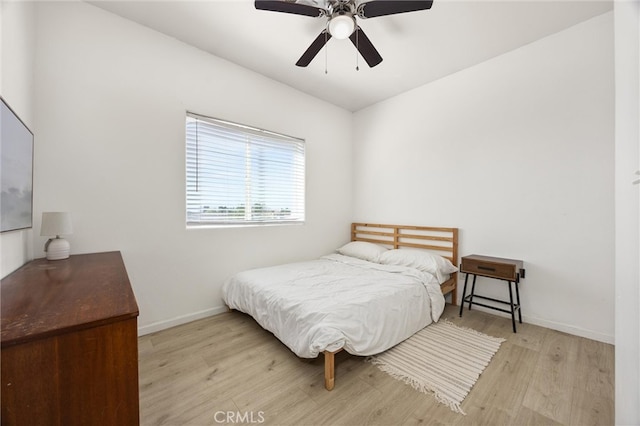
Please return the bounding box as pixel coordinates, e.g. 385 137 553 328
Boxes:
222 254 445 358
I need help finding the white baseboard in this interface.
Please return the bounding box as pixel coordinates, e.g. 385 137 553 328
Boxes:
138 305 228 336
139 303 614 345
459 305 614 344
525 314 614 345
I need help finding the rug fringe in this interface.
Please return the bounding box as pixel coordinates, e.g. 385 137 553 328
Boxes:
368 358 468 415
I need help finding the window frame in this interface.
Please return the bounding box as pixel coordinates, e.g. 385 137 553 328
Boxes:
185 112 306 228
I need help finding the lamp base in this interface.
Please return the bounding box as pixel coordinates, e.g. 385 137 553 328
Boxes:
46 237 70 260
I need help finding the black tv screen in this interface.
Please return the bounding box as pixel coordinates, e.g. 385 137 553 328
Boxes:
1 97 34 232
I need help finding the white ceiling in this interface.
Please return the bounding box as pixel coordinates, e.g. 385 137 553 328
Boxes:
89 0 612 111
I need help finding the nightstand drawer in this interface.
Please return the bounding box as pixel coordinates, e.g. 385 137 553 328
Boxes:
460 255 521 281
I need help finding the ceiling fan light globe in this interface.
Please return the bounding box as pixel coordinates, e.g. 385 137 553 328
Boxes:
329 14 355 40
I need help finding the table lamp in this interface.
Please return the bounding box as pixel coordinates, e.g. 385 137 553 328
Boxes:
40 212 73 260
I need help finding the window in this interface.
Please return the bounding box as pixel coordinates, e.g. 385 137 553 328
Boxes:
186 113 305 227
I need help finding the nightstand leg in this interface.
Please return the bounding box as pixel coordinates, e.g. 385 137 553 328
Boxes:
515 281 522 324
468 274 477 311
508 280 517 333
459 273 470 317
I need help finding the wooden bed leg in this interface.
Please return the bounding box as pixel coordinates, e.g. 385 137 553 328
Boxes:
451 272 458 306
324 350 335 391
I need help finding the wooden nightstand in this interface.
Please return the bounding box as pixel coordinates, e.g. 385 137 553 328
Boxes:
459 254 525 333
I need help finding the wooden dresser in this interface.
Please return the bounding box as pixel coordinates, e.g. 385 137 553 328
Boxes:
1 251 140 425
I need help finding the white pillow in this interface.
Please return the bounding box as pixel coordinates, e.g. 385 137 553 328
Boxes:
336 241 388 262
379 249 458 283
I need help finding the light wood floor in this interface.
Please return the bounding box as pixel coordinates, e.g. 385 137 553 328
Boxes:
138 305 614 425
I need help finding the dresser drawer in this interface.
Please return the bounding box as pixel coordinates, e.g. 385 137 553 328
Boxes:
460 256 519 281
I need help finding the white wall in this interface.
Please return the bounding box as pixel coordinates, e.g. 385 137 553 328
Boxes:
614 0 640 423
353 13 615 343
10 1 619 347
8 1 631 418
0 1 36 278
32 2 353 333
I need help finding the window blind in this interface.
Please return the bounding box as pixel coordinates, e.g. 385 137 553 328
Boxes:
186 113 305 226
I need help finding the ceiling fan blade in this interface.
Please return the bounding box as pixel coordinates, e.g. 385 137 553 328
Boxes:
358 0 433 18
296 31 332 67
349 27 383 68
255 0 325 17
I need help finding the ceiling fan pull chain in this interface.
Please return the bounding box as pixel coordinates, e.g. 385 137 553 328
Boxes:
325 30 328 74
356 27 360 71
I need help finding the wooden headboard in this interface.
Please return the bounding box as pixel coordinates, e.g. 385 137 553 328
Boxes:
351 223 459 303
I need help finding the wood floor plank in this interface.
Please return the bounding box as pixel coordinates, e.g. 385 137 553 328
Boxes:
285 378 382 426
521 329 580 424
142 394 238 426
138 304 614 425
569 385 615 426
462 343 539 419
511 406 564 426
573 337 615 398
233 384 319 425
357 379 428 425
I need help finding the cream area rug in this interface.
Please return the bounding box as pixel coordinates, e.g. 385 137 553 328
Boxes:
368 320 505 415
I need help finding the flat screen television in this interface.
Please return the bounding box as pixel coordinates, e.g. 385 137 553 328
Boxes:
1 97 34 232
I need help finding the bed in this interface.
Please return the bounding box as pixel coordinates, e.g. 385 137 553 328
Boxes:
222 223 459 391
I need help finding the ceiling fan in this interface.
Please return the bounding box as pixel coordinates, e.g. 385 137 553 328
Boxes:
255 0 434 68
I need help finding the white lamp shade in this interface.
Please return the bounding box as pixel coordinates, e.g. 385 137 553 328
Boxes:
40 212 73 236
329 14 355 40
